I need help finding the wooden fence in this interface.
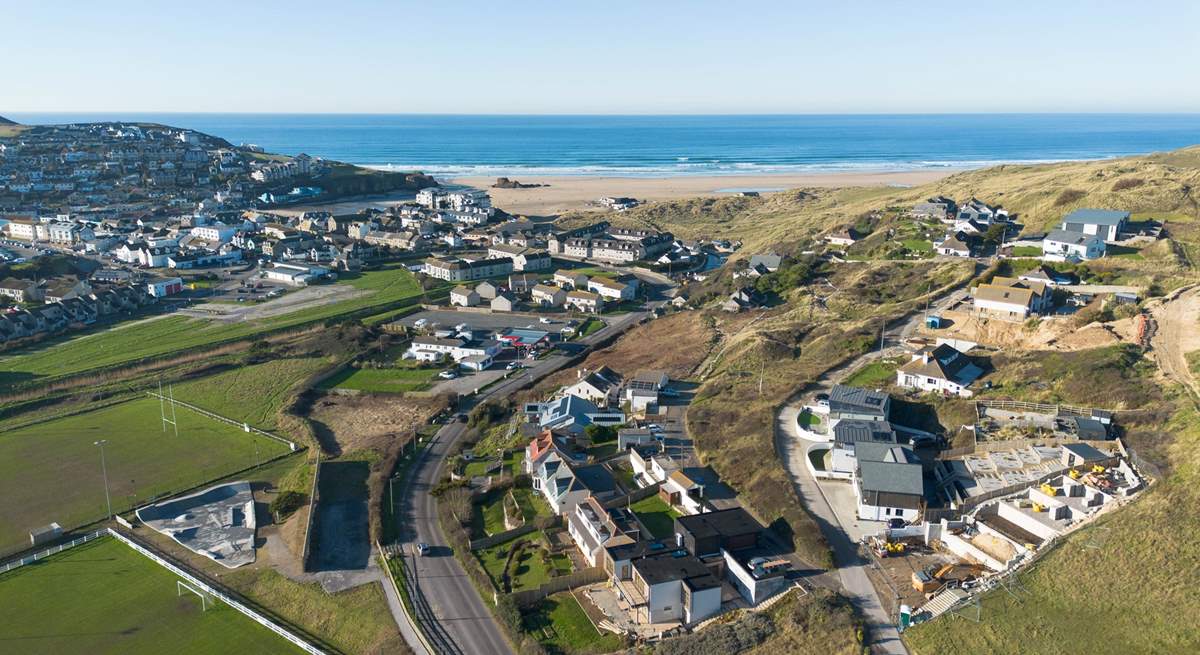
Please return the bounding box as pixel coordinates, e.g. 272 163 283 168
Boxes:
509 567 608 607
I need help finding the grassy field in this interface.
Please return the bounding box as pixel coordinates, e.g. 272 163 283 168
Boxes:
0 397 290 555
0 537 300 655
842 358 901 388
171 356 332 430
318 362 438 394
225 567 407 655
0 266 427 388
629 495 680 539
525 592 624 655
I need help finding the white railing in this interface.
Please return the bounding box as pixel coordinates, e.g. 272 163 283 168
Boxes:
146 391 297 450
107 529 327 655
0 530 106 575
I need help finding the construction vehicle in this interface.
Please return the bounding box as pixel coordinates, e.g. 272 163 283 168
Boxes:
1092 464 1107 474
1040 483 1058 496
1069 469 1082 480
1032 502 1047 513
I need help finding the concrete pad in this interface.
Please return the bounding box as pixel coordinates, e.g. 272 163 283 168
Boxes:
137 481 257 568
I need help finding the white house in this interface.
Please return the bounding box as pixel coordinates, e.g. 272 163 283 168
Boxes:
531 283 566 307
564 366 623 406
972 277 1050 320
146 277 184 298
625 554 722 625
1043 229 1106 262
565 289 602 313
895 344 982 398
935 234 972 257
853 443 923 522
450 286 480 307
587 277 636 301
1060 208 1129 242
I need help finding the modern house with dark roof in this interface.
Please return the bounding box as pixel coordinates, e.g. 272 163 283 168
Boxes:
830 420 900 475
1060 208 1130 242
617 551 722 625
673 507 762 557
896 343 983 398
827 385 891 422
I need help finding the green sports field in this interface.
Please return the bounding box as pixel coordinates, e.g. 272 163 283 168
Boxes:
0 397 291 555
0 536 302 655
0 265 427 389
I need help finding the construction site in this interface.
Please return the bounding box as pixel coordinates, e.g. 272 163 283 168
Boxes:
866 451 1145 629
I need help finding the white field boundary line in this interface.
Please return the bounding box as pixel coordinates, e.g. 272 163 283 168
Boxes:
107 529 327 655
145 391 297 451
0 530 106 575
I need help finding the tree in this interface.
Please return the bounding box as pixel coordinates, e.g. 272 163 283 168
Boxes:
983 223 1008 245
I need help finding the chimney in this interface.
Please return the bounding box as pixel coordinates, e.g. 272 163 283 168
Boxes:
921 351 930 365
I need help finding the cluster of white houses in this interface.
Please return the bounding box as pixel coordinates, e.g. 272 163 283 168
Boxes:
515 369 794 627
441 266 639 314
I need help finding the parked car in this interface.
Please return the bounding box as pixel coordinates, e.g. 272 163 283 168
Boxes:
539 317 553 324
506 362 521 370
413 318 428 328
438 370 458 379
416 542 431 556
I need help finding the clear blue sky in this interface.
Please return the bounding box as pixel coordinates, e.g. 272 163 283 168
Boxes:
4 0 1199 114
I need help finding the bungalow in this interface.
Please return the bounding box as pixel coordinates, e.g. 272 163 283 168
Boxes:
531 283 566 307
405 335 502 365
972 276 1050 320
450 285 480 307
854 443 924 522
722 286 765 312
565 289 603 313
895 343 982 398
912 196 958 221
1043 229 1106 262
1018 266 1073 287
554 270 589 289
935 234 973 257
825 228 859 247
1061 208 1129 242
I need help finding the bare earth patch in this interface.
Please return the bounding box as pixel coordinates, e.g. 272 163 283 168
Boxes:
308 393 442 454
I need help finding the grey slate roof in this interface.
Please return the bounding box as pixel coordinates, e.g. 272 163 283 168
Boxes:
833 419 898 445
858 460 924 496
1046 229 1101 245
828 385 890 418
1063 209 1129 226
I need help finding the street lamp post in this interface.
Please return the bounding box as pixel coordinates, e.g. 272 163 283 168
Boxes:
94 440 113 520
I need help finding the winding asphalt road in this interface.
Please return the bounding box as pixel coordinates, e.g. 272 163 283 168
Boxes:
392 297 660 655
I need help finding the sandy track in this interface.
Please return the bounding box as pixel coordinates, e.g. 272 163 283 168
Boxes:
180 284 369 323
1150 285 1200 398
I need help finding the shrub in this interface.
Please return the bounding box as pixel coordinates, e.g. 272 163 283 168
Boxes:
1054 189 1087 206
1112 177 1145 191
269 490 306 518
653 611 774 655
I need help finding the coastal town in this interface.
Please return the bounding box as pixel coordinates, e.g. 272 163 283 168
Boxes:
0 116 1197 655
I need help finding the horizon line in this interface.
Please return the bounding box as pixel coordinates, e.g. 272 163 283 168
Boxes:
7 110 1200 118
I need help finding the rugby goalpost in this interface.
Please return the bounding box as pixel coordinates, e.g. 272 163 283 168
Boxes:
177 579 215 611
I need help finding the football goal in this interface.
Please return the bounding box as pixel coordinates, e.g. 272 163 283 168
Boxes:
177 579 215 611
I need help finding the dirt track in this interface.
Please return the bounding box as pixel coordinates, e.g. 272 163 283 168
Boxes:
1150 285 1200 398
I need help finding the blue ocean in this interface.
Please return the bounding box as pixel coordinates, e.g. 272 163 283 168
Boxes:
8 113 1200 177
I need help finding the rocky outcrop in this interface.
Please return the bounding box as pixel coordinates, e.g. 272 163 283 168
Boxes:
492 177 546 189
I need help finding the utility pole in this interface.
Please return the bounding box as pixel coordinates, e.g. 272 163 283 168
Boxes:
95 440 113 520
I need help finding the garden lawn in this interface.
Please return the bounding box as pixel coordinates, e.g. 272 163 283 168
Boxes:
629 495 680 539
476 532 571 592
525 593 623 655
842 359 900 388
0 397 290 556
1011 245 1043 257
0 536 301 655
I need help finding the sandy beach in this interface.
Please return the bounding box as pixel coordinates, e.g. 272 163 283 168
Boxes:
450 170 958 216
